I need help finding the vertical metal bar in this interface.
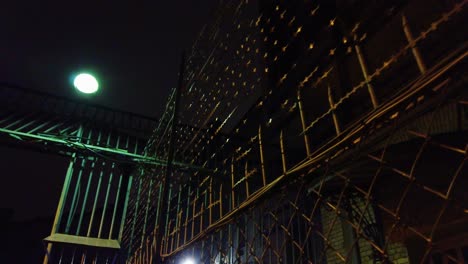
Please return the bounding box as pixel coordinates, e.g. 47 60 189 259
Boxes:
154 182 163 236
98 162 114 238
191 190 197 240
402 15 427 74
297 89 312 156
65 158 85 234
116 135 135 240
328 85 341 135
54 129 81 234
258 125 267 186
109 172 123 239
184 184 191 244
128 176 143 255
219 184 223 219
165 185 173 249
354 44 379 108
43 125 83 264
279 130 287 174
154 53 185 264
176 184 183 245
267 216 272 264
87 160 105 237
98 132 117 238
228 223 233 264
209 179 213 224
202 187 207 231
141 179 154 247
76 130 102 236
118 175 133 241
71 247 77 264
231 158 236 209
65 126 91 234
244 161 250 197
76 159 95 235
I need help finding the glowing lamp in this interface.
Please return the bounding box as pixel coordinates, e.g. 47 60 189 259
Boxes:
73 73 99 94
181 258 195 264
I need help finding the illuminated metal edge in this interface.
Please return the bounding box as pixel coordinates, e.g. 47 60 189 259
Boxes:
0 127 207 171
44 233 120 249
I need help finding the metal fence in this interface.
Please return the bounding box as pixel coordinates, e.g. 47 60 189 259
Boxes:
122 0 467 263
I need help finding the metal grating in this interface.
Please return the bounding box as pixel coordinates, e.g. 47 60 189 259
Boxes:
121 0 468 263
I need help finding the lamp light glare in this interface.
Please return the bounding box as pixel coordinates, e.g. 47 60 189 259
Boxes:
74 73 99 94
181 258 195 264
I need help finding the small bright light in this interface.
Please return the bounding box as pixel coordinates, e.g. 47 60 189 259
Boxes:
181 258 195 264
74 73 99 94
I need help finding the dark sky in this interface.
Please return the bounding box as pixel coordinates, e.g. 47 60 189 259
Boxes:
0 0 217 117
0 1 217 221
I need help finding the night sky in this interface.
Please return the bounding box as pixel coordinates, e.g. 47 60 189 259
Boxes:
0 1 217 222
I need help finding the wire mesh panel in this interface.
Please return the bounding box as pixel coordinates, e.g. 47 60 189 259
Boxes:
122 0 468 263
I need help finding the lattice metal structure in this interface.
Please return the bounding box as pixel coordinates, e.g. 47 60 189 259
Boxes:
121 0 467 263
0 85 164 262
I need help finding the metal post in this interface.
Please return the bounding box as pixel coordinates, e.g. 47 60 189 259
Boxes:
328 85 341 135
244 161 250 197
109 171 123 239
119 175 133 241
64 158 85 234
231 158 236 209
402 15 427 74
354 44 379 108
154 53 185 264
98 132 118 238
141 179 154 247
183 184 191 243
76 130 102 236
297 89 312 156
65 128 92 234
279 130 287 174
154 183 164 237
76 158 96 235
258 125 267 186
43 154 75 264
128 176 142 255
87 160 105 237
